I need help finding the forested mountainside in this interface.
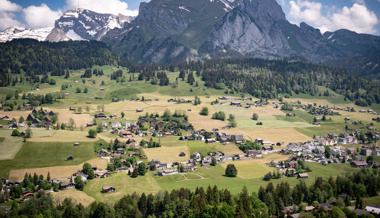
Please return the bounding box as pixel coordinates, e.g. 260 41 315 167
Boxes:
1 39 379 107
324 52 380 81
0 39 119 75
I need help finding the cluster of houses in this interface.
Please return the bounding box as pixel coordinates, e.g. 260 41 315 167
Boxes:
284 199 380 217
5 109 56 129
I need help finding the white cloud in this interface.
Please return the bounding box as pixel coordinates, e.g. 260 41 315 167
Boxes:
0 0 22 12
65 0 138 16
289 0 378 34
0 0 24 30
23 4 62 29
0 12 24 30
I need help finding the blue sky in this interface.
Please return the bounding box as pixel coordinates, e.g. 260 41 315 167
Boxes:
1 0 380 35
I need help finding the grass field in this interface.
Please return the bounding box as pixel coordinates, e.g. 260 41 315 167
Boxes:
27 130 98 142
84 172 162 202
51 189 95 207
9 158 108 181
0 141 97 178
0 130 24 160
144 145 190 163
220 153 290 179
243 128 312 145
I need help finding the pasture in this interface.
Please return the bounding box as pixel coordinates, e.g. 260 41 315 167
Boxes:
243 128 312 146
51 189 95 207
84 172 162 202
0 141 97 178
27 130 97 142
9 158 108 181
0 130 24 160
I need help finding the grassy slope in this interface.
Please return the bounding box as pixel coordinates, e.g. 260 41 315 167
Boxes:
0 141 96 178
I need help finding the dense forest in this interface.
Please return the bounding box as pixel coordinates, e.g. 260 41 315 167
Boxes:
1 168 378 217
1 40 380 107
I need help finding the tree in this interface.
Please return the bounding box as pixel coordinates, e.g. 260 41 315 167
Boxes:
84 88 88 93
200 107 209 116
121 112 125 118
225 164 237 177
25 128 32 138
228 114 237 128
96 122 103 133
325 146 331 159
76 87 81 93
211 158 217 166
85 106 90 113
252 113 259 120
76 106 82 114
88 129 97 138
11 129 20 136
138 162 146 176
131 168 138 178
83 162 94 179
101 80 105 85
74 176 84 191
19 116 25 123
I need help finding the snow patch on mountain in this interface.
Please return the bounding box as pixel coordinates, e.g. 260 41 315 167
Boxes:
0 26 53 42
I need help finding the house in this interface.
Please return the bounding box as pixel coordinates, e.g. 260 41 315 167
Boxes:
255 138 264 143
67 155 73 161
206 138 217 143
373 149 380 156
19 132 25 137
346 147 356 155
276 142 284 146
74 142 79 146
157 169 177 176
59 182 74 190
298 173 309 179
86 101 91 104
92 165 97 171
27 114 35 121
256 122 263 125
136 109 143 112
179 152 186 157
95 113 107 119
262 146 272 151
112 98 119 102
110 122 121 128
351 161 367 168
365 205 380 214
230 102 241 106
247 150 263 157
231 134 244 142
193 152 202 159
361 147 373 156
305 206 315 212
120 130 132 138
117 148 124 154
151 159 161 165
102 186 116 193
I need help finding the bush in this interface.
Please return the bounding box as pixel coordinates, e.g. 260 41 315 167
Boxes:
252 113 259 120
88 129 97 138
11 129 20 136
200 107 209 116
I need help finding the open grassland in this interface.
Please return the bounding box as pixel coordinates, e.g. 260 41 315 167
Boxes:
28 130 98 142
0 110 31 120
212 104 313 129
51 189 95 207
57 111 93 127
143 145 190 163
364 196 380 207
243 128 312 145
9 158 107 181
0 130 24 160
220 153 291 179
84 172 162 203
0 141 96 178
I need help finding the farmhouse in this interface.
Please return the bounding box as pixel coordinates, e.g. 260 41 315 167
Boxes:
298 173 309 179
361 147 372 156
157 169 177 176
230 102 241 106
67 155 73 161
351 161 367 168
73 142 79 146
59 182 74 190
206 138 217 143
136 109 143 112
179 152 186 157
95 113 107 119
102 186 116 193
231 134 244 142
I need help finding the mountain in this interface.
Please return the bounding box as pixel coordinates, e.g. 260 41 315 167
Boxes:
102 0 237 63
46 8 135 42
0 26 53 43
103 0 380 65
